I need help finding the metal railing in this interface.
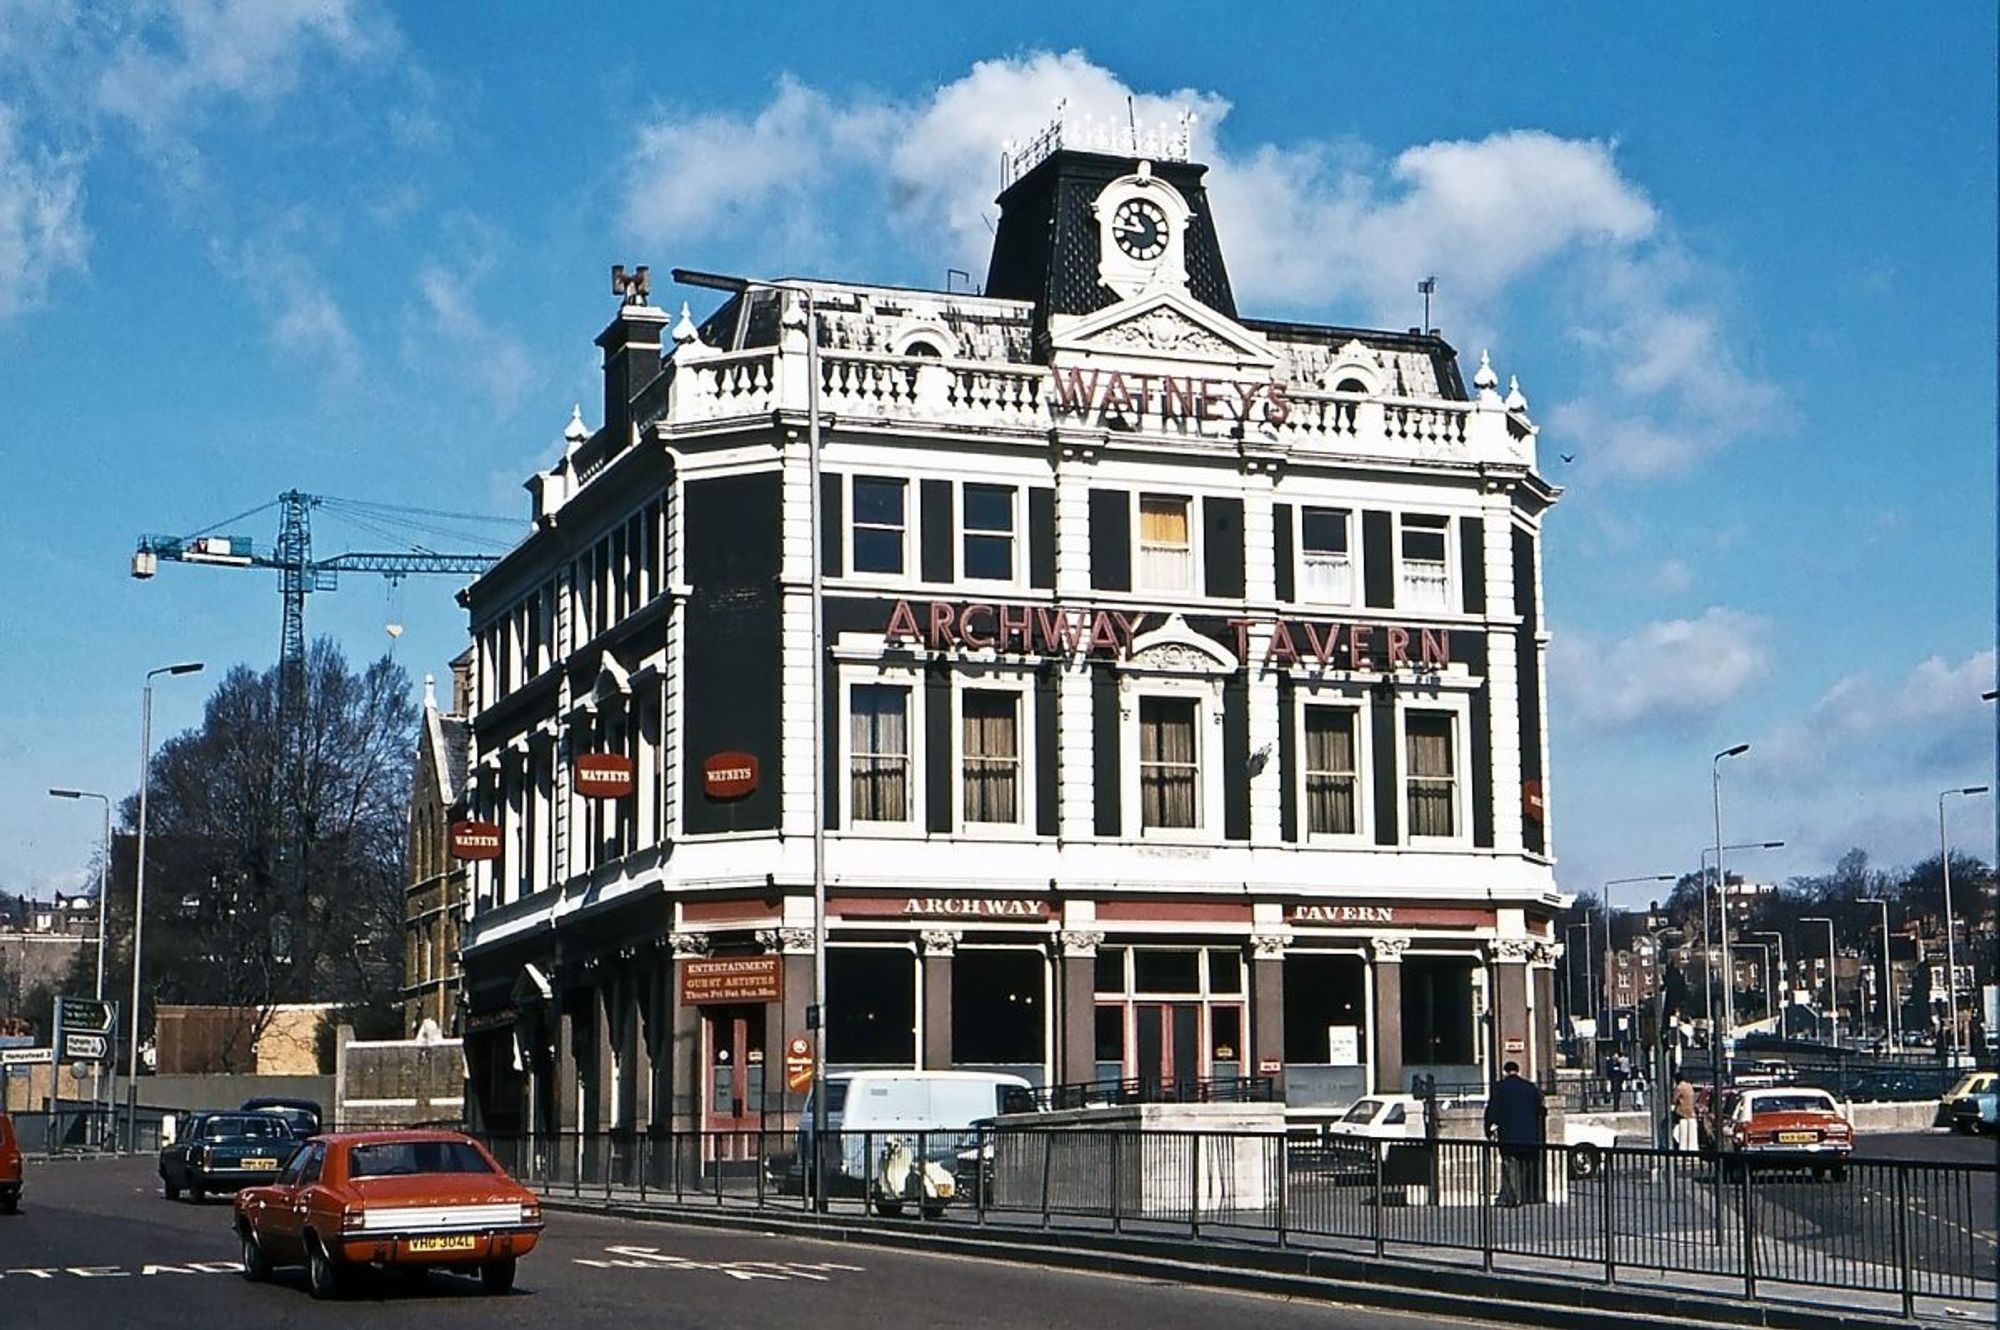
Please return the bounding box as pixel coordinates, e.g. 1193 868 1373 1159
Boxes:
1003 1074 1276 1114
480 1126 1996 1319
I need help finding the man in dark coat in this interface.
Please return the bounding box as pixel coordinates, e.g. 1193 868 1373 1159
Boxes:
1484 1060 1547 1205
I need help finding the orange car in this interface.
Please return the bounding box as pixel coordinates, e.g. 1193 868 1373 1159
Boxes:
1714 1086 1855 1180
0 1112 21 1213
233 1130 542 1298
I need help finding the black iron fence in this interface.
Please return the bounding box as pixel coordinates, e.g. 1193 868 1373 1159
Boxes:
482 1126 1996 1319
1004 1074 1277 1114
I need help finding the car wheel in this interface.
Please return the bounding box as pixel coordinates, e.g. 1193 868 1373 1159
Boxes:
240 1230 272 1282
0 1193 17 1215
1827 1164 1848 1183
307 1236 345 1300
872 1197 905 1218
480 1258 517 1295
187 1182 205 1203
162 1178 181 1200
920 1204 947 1221
1568 1144 1602 1181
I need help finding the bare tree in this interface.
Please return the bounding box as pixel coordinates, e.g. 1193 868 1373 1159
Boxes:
129 640 416 1070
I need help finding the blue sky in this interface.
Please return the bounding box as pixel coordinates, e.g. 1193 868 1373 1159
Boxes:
1 3 1993 904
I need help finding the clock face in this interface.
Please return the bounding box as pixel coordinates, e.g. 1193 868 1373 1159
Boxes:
1112 197 1168 261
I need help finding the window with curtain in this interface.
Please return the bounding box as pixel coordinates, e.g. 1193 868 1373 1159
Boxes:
1139 696 1200 829
850 683 911 822
961 689 1020 823
1304 705 1358 834
1137 494 1192 590
1399 514 1450 610
1300 507 1353 602
962 484 1015 582
852 476 907 574
1405 711 1456 837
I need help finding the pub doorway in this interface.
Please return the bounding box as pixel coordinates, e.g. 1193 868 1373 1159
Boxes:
702 1005 766 1164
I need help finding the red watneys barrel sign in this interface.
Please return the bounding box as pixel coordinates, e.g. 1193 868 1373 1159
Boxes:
449 820 502 861
575 752 636 799
703 751 758 801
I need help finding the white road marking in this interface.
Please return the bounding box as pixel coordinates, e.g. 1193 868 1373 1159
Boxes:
0 1261 238 1282
574 1244 866 1283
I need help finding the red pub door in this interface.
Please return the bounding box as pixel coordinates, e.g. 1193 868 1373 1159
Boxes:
1135 1003 1201 1097
703 1006 766 1161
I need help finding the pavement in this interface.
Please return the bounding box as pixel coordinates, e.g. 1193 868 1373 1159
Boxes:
0 1153 1596 1330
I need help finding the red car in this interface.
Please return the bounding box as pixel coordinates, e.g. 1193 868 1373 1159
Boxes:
0 1113 21 1213
233 1130 543 1298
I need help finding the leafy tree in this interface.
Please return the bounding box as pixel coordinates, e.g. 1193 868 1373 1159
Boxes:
119 641 416 1071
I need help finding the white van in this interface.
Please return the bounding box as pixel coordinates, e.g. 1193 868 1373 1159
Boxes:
795 1070 1032 1214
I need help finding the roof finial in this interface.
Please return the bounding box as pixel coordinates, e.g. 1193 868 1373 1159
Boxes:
423 673 438 710
1505 374 1529 413
1473 349 1500 395
564 403 588 450
672 300 700 347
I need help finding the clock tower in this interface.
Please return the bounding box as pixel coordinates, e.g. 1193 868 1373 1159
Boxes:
983 142 1238 353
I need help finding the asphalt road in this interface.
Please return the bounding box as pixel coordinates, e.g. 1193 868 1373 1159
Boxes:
1 1155 1527 1330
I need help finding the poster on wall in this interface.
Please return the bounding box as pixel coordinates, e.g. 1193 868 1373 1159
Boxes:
1327 1025 1361 1066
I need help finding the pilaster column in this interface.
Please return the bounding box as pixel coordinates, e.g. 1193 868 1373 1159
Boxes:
554 986 579 1135
1053 439 1099 841
1057 930 1104 1085
1370 935 1409 1093
1528 940 1560 1083
1248 932 1288 1093
666 933 709 1131
921 929 961 1070
758 926 817 1119
1491 937 1534 1074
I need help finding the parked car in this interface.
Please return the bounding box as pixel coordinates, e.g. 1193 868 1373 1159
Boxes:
1330 1092 1621 1180
0 1112 21 1213
794 1070 1030 1217
234 1130 542 1298
1712 1087 1854 1180
241 1096 323 1139
1939 1071 1998 1131
1844 1068 1943 1103
159 1111 295 1201
1948 1088 1999 1135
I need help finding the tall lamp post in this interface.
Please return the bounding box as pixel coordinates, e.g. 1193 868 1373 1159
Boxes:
129 661 203 1150
1800 916 1837 1047
1566 922 1596 1042
1937 785 1988 1067
1601 875 1673 1055
671 268 827 1208
1855 899 1895 1051
1747 930 1788 1039
1710 744 1751 1094
1695 839 1783 1053
48 787 111 1134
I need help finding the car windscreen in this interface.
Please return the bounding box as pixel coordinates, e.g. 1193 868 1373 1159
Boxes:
1750 1094 1836 1116
348 1140 496 1178
202 1115 285 1140
1338 1100 1382 1123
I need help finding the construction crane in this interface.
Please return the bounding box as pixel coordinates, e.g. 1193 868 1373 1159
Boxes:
133 489 514 717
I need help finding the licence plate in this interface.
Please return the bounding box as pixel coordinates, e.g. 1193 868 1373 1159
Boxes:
1776 1131 1817 1145
240 1159 277 1171
406 1234 479 1253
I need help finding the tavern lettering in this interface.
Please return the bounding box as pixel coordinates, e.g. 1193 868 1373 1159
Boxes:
1051 367 1291 428
903 898 1050 918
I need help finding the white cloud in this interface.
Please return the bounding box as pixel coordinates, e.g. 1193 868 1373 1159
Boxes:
0 104 88 323
619 51 1777 483
1554 607 1773 729
402 265 535 418
95 0 388 135
1651 559 1694 595
1757 648 1997 792
215 232 362 379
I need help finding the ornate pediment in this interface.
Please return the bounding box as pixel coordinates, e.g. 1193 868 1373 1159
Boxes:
1050 290 1278 371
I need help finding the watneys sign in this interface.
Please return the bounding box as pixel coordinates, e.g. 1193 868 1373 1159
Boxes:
702 752 759 801
449 820 502 861
574 752 636 799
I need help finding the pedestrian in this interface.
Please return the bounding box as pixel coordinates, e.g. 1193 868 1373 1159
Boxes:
1607 1053 1628 1111
1484 1060 1547 1206
1670 1074 1699 1152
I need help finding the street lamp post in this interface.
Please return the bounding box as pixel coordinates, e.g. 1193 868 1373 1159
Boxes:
1695 839 1783 1052
129 661 203 1151
671 268 827 1208
1856 898 1895 1051
1800 917 1837 1048
1747 930 1788 1039
48 787 112 1137
1710 745 1751 1093
1602 875 1673 1055
1566 922 1595 1042
1938 786 1988 1067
